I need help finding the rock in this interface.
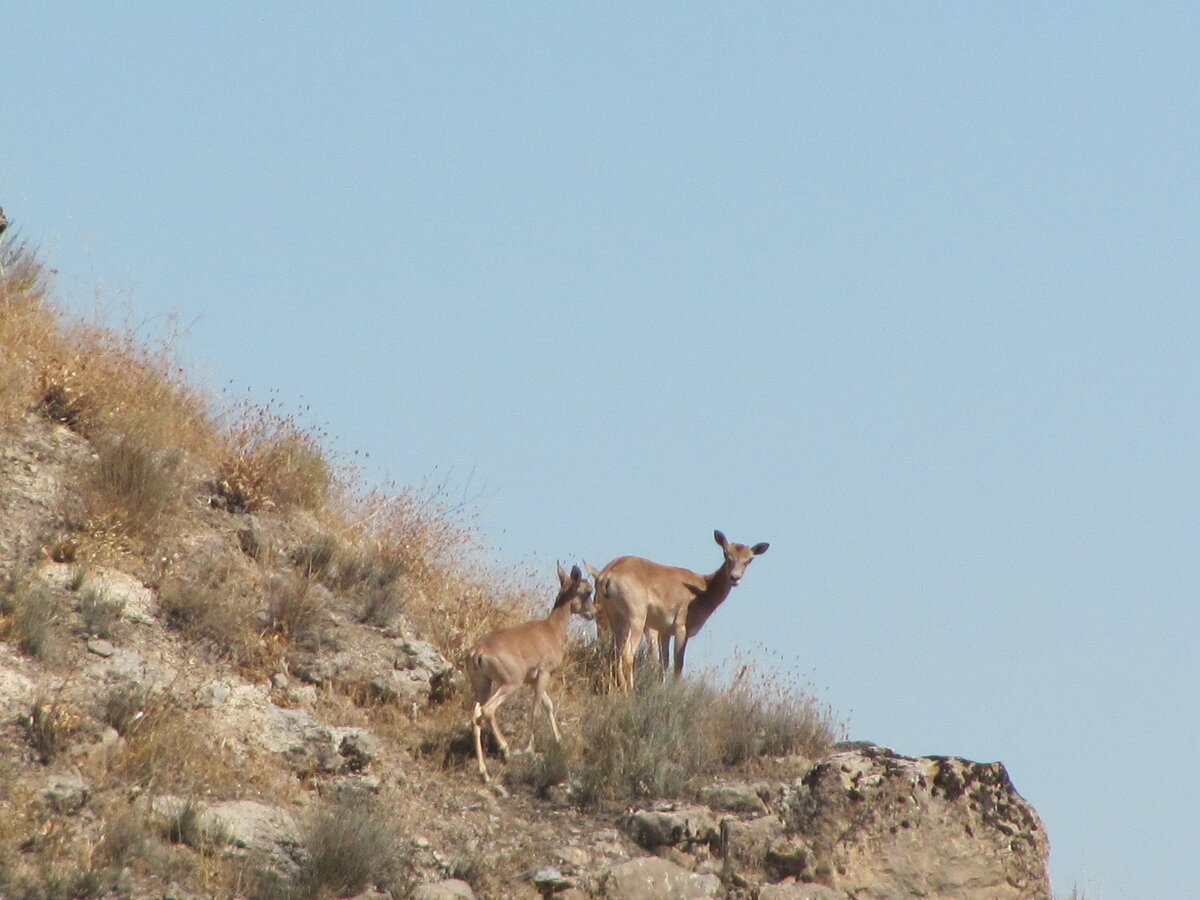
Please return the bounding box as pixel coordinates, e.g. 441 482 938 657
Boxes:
783 745 1052 899
78 567 156 624
39 773 91 814
198 799 301 860
719 815 786 875
757 883 842 900
412 879 476 900
603 856 723 899
622 804 720 850
533 865 572 893
0 656 36 713
553 845 592 869
697 781 769 816
86 638 116 657
258 703 379 774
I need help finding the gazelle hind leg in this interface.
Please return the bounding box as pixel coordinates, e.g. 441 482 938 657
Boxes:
479 683 517 760
471 700 490 780
531 669 561 749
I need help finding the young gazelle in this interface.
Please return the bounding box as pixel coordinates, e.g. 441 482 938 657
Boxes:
465 563 596 782
591 530 769 691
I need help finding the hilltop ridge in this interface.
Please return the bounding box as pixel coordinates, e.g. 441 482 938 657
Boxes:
0 240 1051 899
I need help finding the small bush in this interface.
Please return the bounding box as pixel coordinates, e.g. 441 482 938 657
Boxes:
263 575 329 650
213 402 333 514
78 586 124 639
250 796 410 900
1 577 62 661
100 682 153 736
357 582 404 629
510 739 571 798
292 534 339 581
158 572 260 667
164 799 228 853
94 805 149 869
107 700 242 796
572 663 839 807
304 796 402 895
87 432 182 538
23 696 79 765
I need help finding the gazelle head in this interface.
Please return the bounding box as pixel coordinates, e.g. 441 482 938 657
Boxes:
714 529 769 586
556 562 597 620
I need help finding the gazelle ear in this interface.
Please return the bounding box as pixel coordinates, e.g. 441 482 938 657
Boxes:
557 562 569 583
714 530 728 547
752 542 769 556
584 561 601 578
569 564 582 583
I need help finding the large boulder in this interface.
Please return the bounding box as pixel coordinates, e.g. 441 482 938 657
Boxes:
782 745 1051 900
603 857 723 899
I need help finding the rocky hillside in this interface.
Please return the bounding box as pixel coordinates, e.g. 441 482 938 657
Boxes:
0 240 1053 899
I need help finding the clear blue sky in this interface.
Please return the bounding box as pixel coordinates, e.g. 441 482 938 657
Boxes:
6 5 1198 897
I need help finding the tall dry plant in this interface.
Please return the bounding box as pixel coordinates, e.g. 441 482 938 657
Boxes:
349 485 536 662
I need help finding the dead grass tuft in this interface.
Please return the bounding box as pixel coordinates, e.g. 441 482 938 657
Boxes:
86 432 183 540
212 400 334 514
22 694 80 765
105 698 244 797
263 574 330 651
157 565 263 669
571 661 839 807
78 585 124 639
0 578 64 662
248 794 412 900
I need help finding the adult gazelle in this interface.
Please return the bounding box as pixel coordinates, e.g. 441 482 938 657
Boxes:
589 531 768 690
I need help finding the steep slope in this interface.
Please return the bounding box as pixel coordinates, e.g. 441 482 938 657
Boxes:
0 240 1051 899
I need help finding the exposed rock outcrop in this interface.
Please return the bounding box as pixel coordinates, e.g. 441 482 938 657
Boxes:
780 744 1051 899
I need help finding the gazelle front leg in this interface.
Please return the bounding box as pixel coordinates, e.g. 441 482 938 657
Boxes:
525 668 561 753
672 623 689 678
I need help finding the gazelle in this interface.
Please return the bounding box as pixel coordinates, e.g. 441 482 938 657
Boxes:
591 530 769 690
465 563 596 783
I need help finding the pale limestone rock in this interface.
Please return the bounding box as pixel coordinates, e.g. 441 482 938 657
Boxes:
412 879 476 900
603 856 723 899
758 883 842 899
784 745 1051 900
623 803 720 850
719 814 787 875
697 781 769 815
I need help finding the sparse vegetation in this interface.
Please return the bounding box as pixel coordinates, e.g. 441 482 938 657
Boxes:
248 795 412 900
0 240 865 898
1 580 61 661
571 664 839 807
263 573 330 650
22 695 79 765
78 585 124 639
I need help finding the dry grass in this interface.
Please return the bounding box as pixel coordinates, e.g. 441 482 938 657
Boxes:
78 584 124 639
212 399 334 515
247 794 413 900
21 694 81 765
263 573 330 651
349 486 536 661
157 565 264 669
570 662 840 807
104 697 245 797
0 579 63 662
